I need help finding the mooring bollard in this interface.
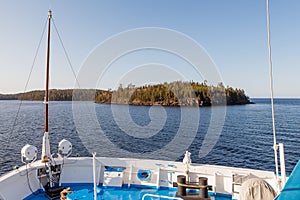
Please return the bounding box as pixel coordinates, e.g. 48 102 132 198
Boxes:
199 177 208 198
177 175 186 196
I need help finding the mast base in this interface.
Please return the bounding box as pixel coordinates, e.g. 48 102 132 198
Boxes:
42 131 51 161
41 155 49 163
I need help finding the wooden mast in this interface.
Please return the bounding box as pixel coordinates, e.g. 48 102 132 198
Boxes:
45 10 51 133
42 10 52 162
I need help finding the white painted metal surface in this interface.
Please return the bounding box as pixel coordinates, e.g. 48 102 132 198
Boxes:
279 143 286 188
93 152 97 200
0 156 277 199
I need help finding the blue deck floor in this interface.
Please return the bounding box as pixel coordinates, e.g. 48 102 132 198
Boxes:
24 184 232 200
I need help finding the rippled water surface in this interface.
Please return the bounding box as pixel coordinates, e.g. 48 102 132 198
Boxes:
0 99 300 176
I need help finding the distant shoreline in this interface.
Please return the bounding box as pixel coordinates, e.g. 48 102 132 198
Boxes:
0 81 253 106
0 99 254 107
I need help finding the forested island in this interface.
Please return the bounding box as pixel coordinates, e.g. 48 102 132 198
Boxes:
0 81 252 106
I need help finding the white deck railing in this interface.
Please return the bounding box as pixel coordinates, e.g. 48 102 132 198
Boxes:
142 193 183 200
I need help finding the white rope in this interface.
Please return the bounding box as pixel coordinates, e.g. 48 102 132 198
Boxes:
266 0 279 188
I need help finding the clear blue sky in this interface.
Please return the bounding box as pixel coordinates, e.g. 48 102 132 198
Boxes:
0 0 299 97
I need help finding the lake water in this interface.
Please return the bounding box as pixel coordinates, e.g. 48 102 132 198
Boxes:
0 99 300 176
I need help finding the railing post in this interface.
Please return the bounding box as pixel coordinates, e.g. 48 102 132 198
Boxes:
128 164 133 188
157 167 160 189
279 143 286 188
93 152 97 200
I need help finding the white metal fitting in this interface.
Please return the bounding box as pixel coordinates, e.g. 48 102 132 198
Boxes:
21 144 38 163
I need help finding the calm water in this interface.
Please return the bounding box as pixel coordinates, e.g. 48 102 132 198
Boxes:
0 99 300 176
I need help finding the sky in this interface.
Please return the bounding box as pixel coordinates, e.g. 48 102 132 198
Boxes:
0 0 299 97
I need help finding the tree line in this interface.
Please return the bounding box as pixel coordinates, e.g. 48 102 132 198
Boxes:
110 81 251 106
0 81 252 106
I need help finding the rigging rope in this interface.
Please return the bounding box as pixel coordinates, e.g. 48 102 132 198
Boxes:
26 163 35 194
52 18 81 89
2 15 81 168
1 18 48 159
266 0 279 185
